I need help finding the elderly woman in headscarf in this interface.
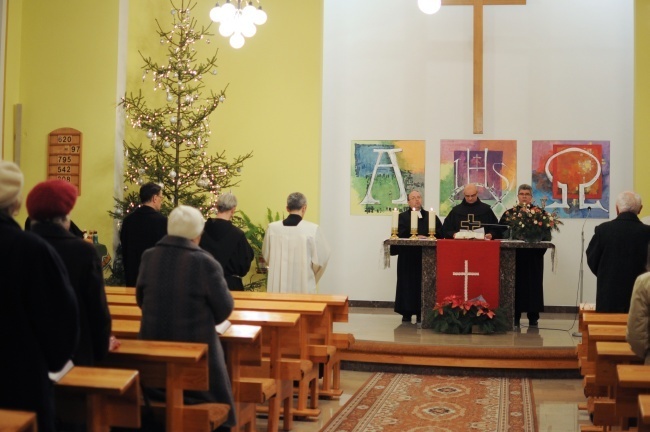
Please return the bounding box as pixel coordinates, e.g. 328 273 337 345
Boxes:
0 161 79 432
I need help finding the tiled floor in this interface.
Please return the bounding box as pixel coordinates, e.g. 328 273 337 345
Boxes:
256 308 590 431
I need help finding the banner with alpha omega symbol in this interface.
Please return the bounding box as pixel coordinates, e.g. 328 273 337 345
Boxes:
436 240 500 307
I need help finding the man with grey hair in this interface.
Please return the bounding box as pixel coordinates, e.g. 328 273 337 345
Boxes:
262 192 331 293
200 193 254 290
587 191 650 312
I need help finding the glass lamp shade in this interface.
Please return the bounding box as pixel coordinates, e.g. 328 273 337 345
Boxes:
254 7 267 25
241 21 257 38
219 20 235 37
230 32 245 49
418 0 442 15
209 5 222 22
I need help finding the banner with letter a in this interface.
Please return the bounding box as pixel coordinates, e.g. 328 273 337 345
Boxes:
436 240 501 307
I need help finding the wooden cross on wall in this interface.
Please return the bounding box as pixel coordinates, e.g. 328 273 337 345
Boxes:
442 0 526 134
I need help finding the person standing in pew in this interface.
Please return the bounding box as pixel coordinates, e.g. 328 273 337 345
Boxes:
200 193 254 291
263 192 331 293
587 191 650 312
390 190 443 324
626 247 650 364
0 161 79 432
137 205 236 429
120 182 167 287
26 179 118 365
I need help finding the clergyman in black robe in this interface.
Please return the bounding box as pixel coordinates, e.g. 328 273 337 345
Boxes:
390 190 443 323
200 193 254 291
441 184 501 239
499 184 550 327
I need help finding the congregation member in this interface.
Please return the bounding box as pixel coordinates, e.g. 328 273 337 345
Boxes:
441 183 500 240
390 190 443 323
262 192 330 293
25 216 84 238
136 205 236 428
200 193 254 291
26 179 117 365
0 161 79 432
499 184 551 328
626 246 650 364
587 190 650 312
120 182 167 287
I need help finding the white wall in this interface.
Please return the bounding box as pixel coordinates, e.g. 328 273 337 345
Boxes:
319 0 634 307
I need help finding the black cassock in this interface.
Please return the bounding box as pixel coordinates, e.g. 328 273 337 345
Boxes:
200 218 254 291
390 209 443 319
440 198 501 239
499 206 551 318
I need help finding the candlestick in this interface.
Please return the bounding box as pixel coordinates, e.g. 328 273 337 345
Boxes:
391 208 399 229
390 227 398 239
410 208 418 232
428 209 436 233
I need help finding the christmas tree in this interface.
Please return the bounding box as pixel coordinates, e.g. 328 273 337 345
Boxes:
109 0 252 223
106 0 252 285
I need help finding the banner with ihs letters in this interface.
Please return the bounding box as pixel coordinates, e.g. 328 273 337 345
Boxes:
48 128 82 194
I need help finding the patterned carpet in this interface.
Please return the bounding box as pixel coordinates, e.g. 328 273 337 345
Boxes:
322 373 536 431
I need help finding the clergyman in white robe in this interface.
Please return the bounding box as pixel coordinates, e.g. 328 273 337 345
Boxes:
262 219 330 294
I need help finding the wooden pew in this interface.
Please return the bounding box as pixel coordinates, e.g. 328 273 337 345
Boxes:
0 409 37 432
105 286 136 295
112 318 140 339
639 394 650 432
220 324 277 432
231 291 349 322
613 365 650 427
579 313 628 367
97 339 230 432
228 310 302 432
108 304 142 320
582 324 627 399
55 366 141 432
591 341 643 428
107 293 137 305
234 300 324 415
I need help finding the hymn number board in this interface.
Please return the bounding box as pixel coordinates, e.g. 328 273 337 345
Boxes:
48 128 82 194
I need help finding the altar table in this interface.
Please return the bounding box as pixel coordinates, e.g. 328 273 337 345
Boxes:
384 239 555 331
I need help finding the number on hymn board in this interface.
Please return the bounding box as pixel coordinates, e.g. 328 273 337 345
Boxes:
48 128 83 194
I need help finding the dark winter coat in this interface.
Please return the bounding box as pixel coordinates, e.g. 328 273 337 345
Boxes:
120 205 167 286
586 211 650 312
0 213 79 432
31 221 111 365
136 235 236 427
200 218 254 291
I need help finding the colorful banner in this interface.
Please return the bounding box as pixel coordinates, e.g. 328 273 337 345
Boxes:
436 240 501 307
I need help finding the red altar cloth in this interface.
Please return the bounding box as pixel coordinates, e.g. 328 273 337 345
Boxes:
436 239 501 307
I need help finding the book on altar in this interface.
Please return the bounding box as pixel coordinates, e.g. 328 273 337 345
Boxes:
215 319 231 335
49 360 74 382
453 228 485 240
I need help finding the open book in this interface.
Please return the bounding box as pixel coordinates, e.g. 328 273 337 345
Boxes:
49 359 74 382
215 319 231 335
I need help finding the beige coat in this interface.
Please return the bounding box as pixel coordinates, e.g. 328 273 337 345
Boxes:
627 272 650 365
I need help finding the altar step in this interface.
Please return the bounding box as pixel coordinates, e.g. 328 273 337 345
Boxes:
339 340 579 378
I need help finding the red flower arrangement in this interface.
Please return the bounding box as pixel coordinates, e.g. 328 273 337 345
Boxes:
427 294 509 334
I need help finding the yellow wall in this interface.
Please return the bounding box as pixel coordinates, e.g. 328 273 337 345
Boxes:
4 0 323 255
4 0 120 246
636 0 650 216
126 0 324 226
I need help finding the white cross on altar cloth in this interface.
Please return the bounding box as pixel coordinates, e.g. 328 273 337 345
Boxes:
452 260 480 300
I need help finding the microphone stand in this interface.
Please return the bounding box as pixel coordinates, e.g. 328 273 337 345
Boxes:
572 207 591 337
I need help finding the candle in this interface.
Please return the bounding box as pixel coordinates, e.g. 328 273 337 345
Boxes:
391 208 399 229
429 209 436 233
411 208 418 231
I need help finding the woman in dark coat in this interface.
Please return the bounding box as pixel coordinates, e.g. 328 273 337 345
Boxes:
0 161 79 432
137 205 236 428
26 179 113 365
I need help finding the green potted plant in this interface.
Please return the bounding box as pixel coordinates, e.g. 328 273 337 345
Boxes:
234 208 282 291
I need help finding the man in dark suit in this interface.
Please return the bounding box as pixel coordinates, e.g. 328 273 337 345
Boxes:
26 179 117 365
0 161 79 432
390 190 443 323
587 191 650 312
120 182 167 286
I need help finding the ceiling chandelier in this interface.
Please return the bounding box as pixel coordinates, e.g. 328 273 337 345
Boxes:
209 1 267 49
418 0 442 14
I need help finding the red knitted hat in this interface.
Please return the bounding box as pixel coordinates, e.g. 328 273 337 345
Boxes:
26 180 78 220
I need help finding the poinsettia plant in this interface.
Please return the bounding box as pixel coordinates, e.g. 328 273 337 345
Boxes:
502 203 562 242
425 295 509 334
